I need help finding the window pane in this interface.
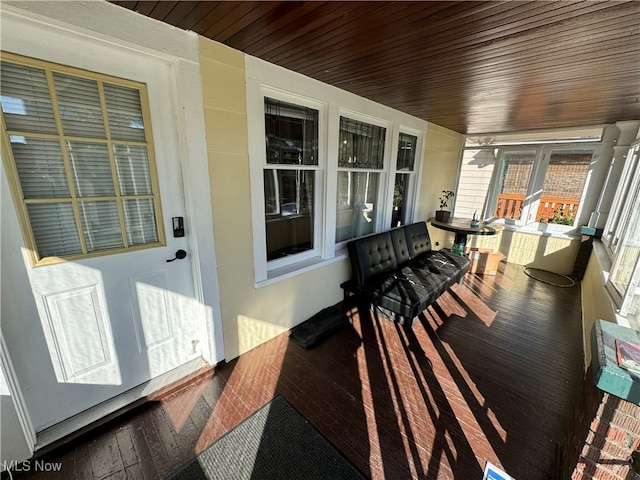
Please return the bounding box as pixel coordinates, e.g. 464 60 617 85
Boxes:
396 133 417 171
114 144 152 195
604 144 640 249
104 83 146 142
27 203 82 257
67 141 114 197
123 199 158 245
338 117 385 169
79 200 123 251
0 61 57 134
336 171 379 242
53 73 105 138
391 173 411 228
264 98 318 165
12 137 69 198
493 150 536 220
537 150 591 224
3 56 163 261
610 179 640 304
264 169 314 260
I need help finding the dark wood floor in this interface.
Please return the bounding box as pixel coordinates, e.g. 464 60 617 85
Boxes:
10 263 585 480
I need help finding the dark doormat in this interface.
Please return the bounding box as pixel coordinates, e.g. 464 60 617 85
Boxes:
166 395 366 480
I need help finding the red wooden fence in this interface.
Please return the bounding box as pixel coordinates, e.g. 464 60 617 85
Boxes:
494 193 580 221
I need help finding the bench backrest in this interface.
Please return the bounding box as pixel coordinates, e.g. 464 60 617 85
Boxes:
347 231 397 286
347 222 432 286
404 222 432 257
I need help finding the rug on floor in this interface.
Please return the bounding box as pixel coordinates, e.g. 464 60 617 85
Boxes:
166 395 366 480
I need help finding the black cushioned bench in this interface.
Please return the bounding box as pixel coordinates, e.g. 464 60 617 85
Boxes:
341 221 470 326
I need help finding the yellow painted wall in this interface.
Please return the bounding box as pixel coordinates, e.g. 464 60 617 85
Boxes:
468 230 580 274
199 40 479 360
417 124 463 249
199 38 350 359
580 249 616 367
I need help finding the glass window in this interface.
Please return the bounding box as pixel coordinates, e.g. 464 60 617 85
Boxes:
1 56 163 264
609 180 640 309
492 150 535 221
336 116 386 242
263 98 319 261
336 171 379 242
338 117 385 169
458 143 594 227
391 132 418 227
537 150 591 224
604 144 640 253
265 98 318 166
606 143 640 319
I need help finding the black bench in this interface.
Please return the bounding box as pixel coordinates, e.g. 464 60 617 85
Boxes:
341 221 470 326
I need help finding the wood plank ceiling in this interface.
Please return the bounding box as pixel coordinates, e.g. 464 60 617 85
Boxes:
109 1 640 135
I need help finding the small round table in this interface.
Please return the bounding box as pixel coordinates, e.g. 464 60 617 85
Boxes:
428 216 501 255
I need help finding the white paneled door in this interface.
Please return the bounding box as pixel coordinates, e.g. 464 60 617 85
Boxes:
0 20 210 433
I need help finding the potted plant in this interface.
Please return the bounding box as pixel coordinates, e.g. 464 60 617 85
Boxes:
435 190 454 222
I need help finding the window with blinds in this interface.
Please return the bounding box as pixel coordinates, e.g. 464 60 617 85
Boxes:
0 54 164 264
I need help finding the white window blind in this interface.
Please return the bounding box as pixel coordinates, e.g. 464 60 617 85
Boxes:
1 62 57 134
104 84 146 142
123 199 158 245
79 200 123 252
13 137 69 198
53 72 106 138
26 203 81 257
68 141 114 196
1 55 163 263
114 144 152 195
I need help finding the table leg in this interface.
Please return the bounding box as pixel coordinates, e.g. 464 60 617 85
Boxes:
451 232 468 256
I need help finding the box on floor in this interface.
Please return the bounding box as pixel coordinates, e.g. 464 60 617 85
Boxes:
466 248 506 275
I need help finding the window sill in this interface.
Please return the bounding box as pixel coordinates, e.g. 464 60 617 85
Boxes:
257 252 348 288
500 221 581 240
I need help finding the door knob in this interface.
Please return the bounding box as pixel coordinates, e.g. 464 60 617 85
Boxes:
166 249 187 262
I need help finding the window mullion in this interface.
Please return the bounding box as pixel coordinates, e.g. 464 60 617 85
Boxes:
267 165 320 171
3 131 61 142
97 79 129 248
609 145 639 256
138 84 165 246
46 69 89 256
522 147 546 224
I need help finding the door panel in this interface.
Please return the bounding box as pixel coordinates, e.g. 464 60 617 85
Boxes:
43 285 117 384
1 45 208 431
130 271 173 351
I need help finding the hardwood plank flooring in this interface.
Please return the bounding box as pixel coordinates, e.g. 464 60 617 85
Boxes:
8 263 584 480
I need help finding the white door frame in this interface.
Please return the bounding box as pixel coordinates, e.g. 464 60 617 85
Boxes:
0 334 36 462
172 58 225 367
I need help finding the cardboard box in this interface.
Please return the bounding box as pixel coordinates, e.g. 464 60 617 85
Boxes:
466 248 505 275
